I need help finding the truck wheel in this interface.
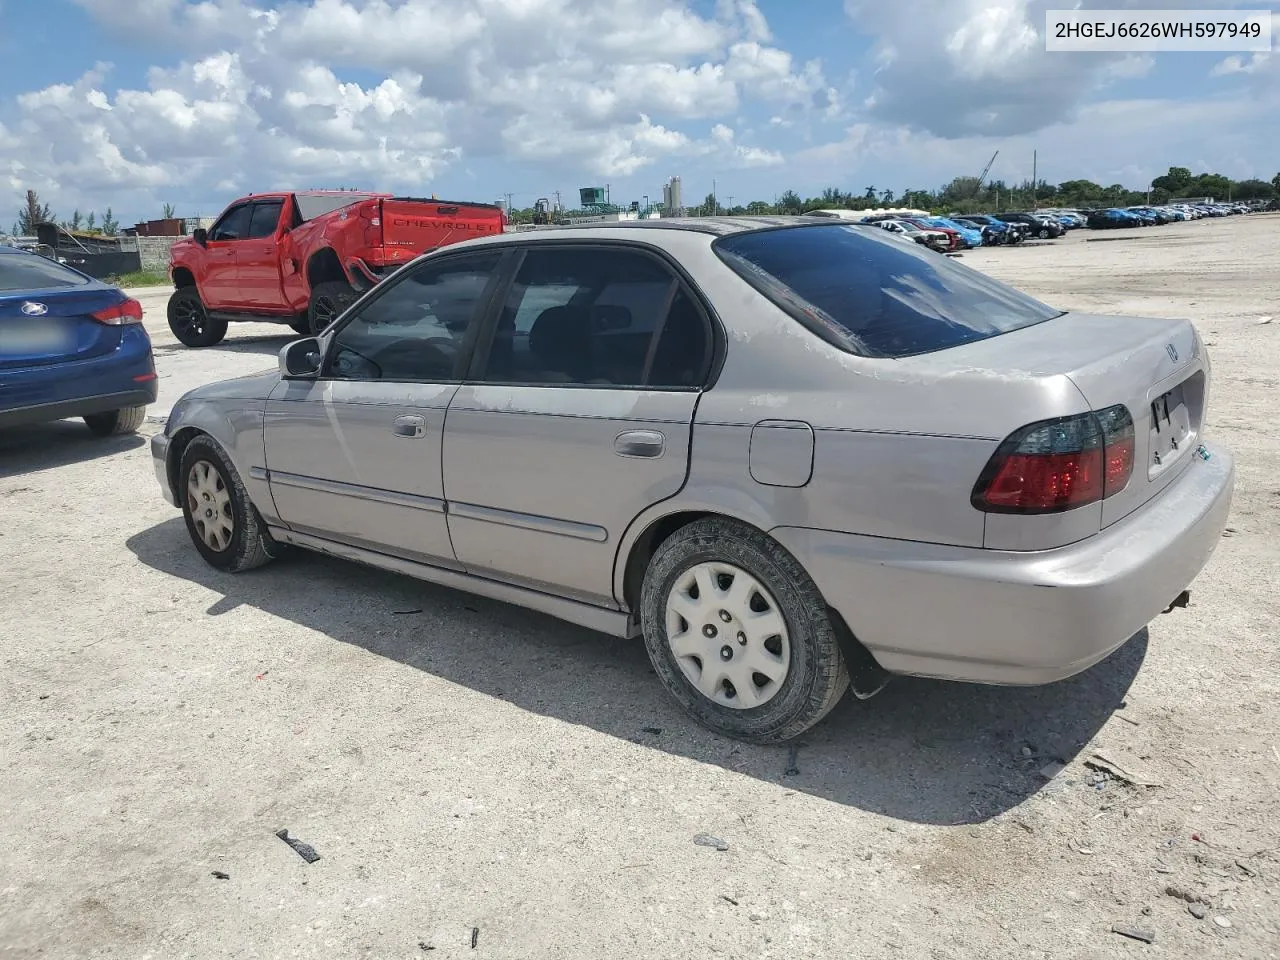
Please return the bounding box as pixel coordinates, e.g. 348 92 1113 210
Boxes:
640 517 850 744
308 281 356 335
168 288 227 347
288 318 311 336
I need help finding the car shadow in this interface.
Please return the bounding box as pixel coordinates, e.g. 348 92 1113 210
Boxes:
150 334 296 360
0 420 146 478
126 518 1147 825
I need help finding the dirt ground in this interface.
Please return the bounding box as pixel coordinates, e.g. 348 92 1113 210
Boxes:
2 215 1277 960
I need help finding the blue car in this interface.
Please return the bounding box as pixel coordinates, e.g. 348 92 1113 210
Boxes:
0 246 157 434
923 217 984 247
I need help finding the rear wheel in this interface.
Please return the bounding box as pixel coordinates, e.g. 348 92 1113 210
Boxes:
288 317 311 336
640 517 849 744
308 281 356 336
167 287 227 347
84 405 146 436
179 434 279 572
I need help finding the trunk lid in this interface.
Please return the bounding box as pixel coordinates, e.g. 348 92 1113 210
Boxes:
0 286 124 371
1051 314 1205 528
920 311 1206 528
378 198 505 253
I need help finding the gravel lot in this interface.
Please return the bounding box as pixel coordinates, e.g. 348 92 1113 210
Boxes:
3 215 1278 959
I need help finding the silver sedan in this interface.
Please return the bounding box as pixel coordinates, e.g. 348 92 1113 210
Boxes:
151 217 1234 743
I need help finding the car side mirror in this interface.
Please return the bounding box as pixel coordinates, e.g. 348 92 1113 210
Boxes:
281 337 322 378
193 227 208 246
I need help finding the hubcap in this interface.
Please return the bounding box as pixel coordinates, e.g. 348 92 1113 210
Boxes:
665 562 790 710
312 296 341 333
186 460 234 552
175 298 207 337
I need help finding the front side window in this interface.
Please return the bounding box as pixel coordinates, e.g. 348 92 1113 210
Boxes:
327 253 502 381
478 246 710 388
715 223 1061 359
247 201 284 239
209 205 252 242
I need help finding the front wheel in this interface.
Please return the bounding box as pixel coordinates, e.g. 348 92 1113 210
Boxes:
640 517 850 744
308 281 356 336
84 405 146 436
179 434 279 572
167 287 227 347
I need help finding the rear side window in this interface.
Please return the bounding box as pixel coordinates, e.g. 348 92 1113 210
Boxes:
714 224 1060 358
479 246 711 388
247 201 283 239
0 253 90 291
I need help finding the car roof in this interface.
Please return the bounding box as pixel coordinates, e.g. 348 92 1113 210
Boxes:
452 215 867 249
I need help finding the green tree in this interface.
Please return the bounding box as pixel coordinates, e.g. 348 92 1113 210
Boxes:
162 202 176 219
101 208 119 236
776 190 802 214
745 200 773 215
17 190 54 234
879 188 895 205
86 211 97 232
1191 173 1231 199
1232 178 1274 200
69 209 83 231
1273 172 1280 194
1151 166 1193 195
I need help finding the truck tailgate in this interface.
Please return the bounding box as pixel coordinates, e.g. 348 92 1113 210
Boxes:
380 199 504 253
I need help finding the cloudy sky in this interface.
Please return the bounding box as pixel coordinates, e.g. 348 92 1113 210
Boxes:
1 0 1276 224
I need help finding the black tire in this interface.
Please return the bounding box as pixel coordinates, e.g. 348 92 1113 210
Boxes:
179 434 279 572
1038 227 1050 239
640 517 850 744
167 287 227 347
288 317 311 336
308 280 356 336
84 405 146 436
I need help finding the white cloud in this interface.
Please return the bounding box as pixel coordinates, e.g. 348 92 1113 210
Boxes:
4 0 833 217
841 0 1231 137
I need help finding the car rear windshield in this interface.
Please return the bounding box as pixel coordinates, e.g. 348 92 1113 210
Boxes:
0 253 91 291
295 193 377 221
713 223 1061 358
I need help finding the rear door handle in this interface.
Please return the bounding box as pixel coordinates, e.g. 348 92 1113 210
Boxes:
392 414 427 438
614 429 665 458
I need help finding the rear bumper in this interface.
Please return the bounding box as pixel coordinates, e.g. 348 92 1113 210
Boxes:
0 326 156 429
772 443 1234 685
0 387 157 429
151 431 177 506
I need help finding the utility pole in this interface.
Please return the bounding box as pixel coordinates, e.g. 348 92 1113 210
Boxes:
727 194 734 213
505 192 513 213
712 178 717 216
1031 150 1037 210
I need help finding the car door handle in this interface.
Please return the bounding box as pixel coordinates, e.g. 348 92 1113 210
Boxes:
392 415 427 438
614 429 665 458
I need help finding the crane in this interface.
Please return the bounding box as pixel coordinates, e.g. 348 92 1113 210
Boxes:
975 150 999 193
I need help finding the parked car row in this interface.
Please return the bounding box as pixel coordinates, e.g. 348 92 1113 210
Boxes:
860 200 1265 247
1082 201 1260 230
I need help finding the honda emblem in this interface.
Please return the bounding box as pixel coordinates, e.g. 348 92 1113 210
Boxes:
1166 343 1179 363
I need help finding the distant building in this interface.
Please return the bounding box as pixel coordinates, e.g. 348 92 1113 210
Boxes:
662 176 684 217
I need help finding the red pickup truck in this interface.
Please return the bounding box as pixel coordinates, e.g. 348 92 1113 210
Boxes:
166 191 505 346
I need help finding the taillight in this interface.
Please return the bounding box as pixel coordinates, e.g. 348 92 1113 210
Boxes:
92 298 144 325
358 200 381 245
1096 404 1135 496
972 405 1134 514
